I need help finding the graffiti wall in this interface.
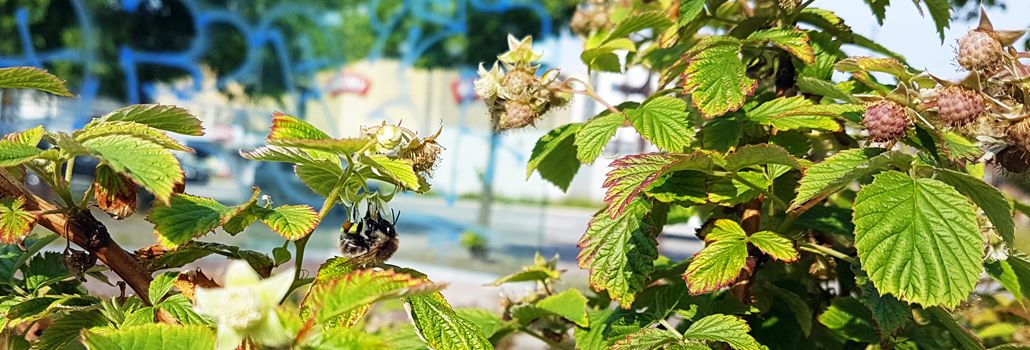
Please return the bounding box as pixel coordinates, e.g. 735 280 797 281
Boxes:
0 0 623 205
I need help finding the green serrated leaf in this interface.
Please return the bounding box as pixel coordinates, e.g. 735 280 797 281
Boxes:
819 297 878 343
940 132 982 161
268 112 330 140
746 28 815 63
76 121 190 152
102 104 203 136
296 159 345 198
684 219 748 295
604 153 678 218
159 294 213 326
81 135 183 204
645 171 708 205
682 314 763 350
702 115 742 152
919 0 951 42
683 36 755 118
859 280 910 335
306 269 443 325
725 144 801 171
148 272 178 305
0 67 73 97
405 293 493 350
708 171 769 206
301 326 390 350
865 0 889 24
271 138 369 156
986 253 1030 302
259 205 319 240
535 289 589 327
853 171 983 307
796 76 860 103
240 145 316 164
4 125 45 146
0 197 36 244
576 112 624 164
789 148 889 212
82 324 216 349
836 57 914 80
747 97 859 131
122 307 156 327
578 199 657 306
455 308 507 339
35 310 108 350
748 231 798 262
609 11 672 41
489 266 560 286
526 123 581 191
934 168 1013 245
628 96 693 152
0 140 42 167
611 328 681 350
364 154 420 191
147 194 229 249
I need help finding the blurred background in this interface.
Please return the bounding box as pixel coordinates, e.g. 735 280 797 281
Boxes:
1 0 1028 311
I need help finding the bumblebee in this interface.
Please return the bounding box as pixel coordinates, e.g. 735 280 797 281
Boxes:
338 204 399 266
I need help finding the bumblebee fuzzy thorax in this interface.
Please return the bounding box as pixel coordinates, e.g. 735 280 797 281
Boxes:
338 207 400 266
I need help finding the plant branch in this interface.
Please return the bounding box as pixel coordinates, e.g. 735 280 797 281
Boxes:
799 242 855 263
659 319 682 338
0 170 154 304
561 77 621 115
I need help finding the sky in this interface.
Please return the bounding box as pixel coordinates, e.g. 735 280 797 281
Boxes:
812 0 1030 80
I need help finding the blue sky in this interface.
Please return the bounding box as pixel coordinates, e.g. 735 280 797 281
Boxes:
813 0 1029 80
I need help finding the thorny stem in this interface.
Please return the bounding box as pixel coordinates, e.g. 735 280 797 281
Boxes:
799 242 855 263
0 169 155 305
561 77 621 115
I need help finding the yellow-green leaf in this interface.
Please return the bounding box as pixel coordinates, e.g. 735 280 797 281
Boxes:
0 67 73 97
147 194 230 248
81 135 183 204
102 104 204 136
683 36 756 118
259 205 319 240
0 197 36 244
684 219 748 295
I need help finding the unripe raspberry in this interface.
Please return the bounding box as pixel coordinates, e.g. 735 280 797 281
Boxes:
500 69 536 98
957 30 1004 73
1008 118 1030 153
401 140 443 175
863 100 911 142
936 86 984 127
497 100 537 130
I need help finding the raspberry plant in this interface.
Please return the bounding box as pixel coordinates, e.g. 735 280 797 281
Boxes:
0 67 490 349
478 1 1030 349
3 1 1030 349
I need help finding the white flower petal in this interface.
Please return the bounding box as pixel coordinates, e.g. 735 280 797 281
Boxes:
223 260 261 286
257 267 296 306
247 312 293 347
215 325 245 350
